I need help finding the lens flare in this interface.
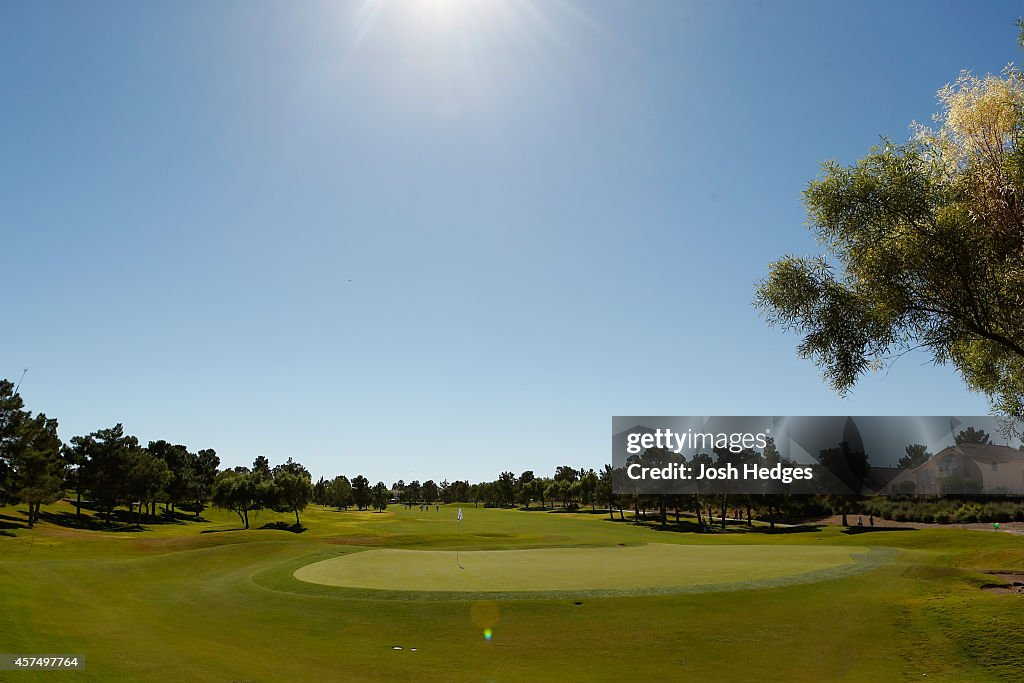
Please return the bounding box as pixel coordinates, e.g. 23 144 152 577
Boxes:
483 628 493 641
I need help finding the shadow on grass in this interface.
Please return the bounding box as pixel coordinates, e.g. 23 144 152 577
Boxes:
610 516 835 535
64 500 202 525
0 530 14 537
0 513 27 530
260 521 307 533
36 510 139 532
199 527 247 534
840 526 917 535
742 524 828 534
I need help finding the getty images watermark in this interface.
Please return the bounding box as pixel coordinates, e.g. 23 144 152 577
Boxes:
611 416 1024 496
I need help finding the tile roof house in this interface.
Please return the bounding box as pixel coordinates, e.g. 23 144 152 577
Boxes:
885 443 1024 495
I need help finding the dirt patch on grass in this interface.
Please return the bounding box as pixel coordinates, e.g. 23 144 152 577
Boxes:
980 572 1024 594
812 515 1024 535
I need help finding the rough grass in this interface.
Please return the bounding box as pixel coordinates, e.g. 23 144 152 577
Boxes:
2 500 1024 681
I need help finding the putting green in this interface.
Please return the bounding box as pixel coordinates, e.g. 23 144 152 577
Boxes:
293 543 870 593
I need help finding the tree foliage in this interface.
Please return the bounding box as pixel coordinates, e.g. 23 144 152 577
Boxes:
273 458 313 526
212 468 259 529
351 475 370 510
955 426 992 445
371 481 389 511
898 444 932 470
757 36 1024 418
10 413 65 527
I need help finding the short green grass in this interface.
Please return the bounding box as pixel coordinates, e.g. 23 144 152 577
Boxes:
293 543 870 593
2 500 1024 681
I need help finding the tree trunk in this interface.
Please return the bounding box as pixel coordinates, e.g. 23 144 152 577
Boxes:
294 508 300 527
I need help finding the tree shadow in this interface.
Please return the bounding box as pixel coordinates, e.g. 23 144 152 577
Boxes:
744 524 828 534
64 500 193 524
200 527 247 534
625 517 727 534
0 513 27 530
598 515 630 523
0 530 14 537
160 510 211 524
647 520 707 533
260 521 306 533
35 510 139 532
841 526 917 535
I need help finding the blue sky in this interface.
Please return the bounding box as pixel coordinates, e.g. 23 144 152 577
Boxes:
3 1 1017 484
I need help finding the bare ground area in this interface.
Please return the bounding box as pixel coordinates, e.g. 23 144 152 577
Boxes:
808 515 1024 535
980 573 1024 594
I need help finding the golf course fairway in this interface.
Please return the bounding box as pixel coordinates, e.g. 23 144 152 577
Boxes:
4 501 1024 681
294 543 870 592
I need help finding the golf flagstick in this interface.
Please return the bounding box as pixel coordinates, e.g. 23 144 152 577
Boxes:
457 507 464 569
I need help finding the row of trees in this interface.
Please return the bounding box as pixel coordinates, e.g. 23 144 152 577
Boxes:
65 425 221 527
6 376 1015 534
1 379 328 530
0 380 63 527
309 466 616 514
1 380 224 529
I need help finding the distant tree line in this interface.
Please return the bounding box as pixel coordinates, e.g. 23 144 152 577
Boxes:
6 377 1023 531
0 378 317 530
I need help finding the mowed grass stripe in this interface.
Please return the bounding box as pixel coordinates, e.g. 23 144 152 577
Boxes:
293 543 869 592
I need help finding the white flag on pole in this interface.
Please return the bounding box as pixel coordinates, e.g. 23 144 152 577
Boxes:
457 508 463 521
